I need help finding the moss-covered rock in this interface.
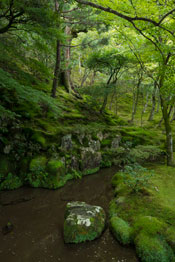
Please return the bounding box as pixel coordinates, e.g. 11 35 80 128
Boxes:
27 156 68 189
81 148 101 175
29 156 47 171
110 216 132 245
64 201 106 243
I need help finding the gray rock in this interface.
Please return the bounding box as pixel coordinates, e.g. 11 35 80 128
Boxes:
81 148 102 174
111 135 121 149
61 134 73 151
71 156 79 170
64 201 106 243
88 139 101 151
97 131 103 141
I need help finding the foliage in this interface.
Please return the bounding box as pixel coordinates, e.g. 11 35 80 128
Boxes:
129 145 163 163
0 173 23 190
120 164 154 193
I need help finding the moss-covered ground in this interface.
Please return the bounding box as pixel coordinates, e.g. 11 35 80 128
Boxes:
109 161 175 262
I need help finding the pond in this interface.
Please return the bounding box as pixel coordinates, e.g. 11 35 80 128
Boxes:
0 167 138 262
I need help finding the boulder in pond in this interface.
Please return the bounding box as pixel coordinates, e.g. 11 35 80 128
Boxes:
64 201 106 243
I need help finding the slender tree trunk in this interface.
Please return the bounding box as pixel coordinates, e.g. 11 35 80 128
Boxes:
160 96 174 166
130 77 142 123
51 1 60 98
159 53 174 166
148 82 157 121
115 95 118 115
109 88 116 110
61 25 72 93
171 106 175 122
156 95 160 113
100 72 115 114
90 71 96 86
80 69 89 88
141 93 149 126
51 40 61 98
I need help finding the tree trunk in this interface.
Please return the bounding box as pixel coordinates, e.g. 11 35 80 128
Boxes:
100 72 115 114
80 69 89 88
159 53 174 166
148 82 157 121
130 77 141 123
51 40 61 98
90 71 96 86
62 25 72 93
171 106 175 122
160 96 174 166
141 93 149 126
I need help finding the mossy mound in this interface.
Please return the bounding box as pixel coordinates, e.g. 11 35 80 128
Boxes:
110 216 132 245
64 201 106 243
135 232 175 262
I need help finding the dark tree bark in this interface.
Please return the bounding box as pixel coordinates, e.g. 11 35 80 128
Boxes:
159 53 174 166
51 40 61 98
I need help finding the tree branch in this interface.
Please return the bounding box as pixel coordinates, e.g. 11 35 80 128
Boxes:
75 0 175 36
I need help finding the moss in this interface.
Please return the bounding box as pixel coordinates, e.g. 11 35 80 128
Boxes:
135 232 175 262
29 156 47 171
101 139 111 147
0 155 11 175
31 132 46 147
101 160 112 168
110 216 132 245
111 172 124 187
47 159 64 175
164 226 175 253
83 167 99 176
64 221 98 243
133 216 166 237
0 173 23 190
109 199 118 218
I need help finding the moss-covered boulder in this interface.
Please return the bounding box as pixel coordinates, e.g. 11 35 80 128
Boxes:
61 134 73 151
64 201 106 243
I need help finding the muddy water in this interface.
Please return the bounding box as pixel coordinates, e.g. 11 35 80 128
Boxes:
0 167 138 262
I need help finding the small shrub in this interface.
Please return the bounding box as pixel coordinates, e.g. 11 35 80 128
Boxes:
110 216 132 245
0 173 23 190
121 164 154 193
26 166 49 188
129 145 163 163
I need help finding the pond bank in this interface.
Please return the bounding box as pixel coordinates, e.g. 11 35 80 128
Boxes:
0 167 138 262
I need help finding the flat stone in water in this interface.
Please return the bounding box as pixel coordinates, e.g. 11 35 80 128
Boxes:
64 201 106 243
